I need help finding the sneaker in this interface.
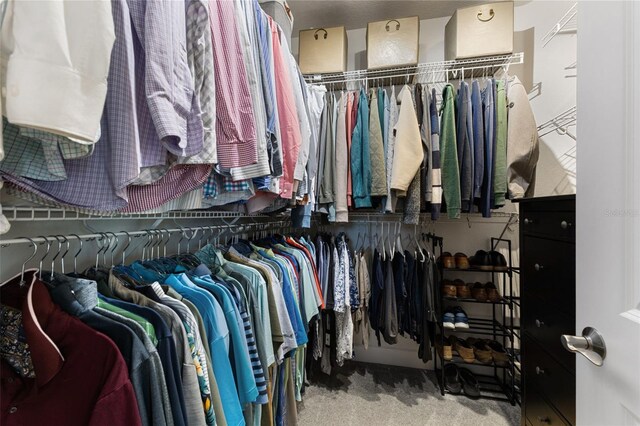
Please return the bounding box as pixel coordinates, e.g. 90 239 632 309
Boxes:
452 307 469 329
443 309 456 330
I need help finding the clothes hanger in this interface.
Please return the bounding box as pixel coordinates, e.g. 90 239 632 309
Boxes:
37 235 51 279
12 237 38 287
68 234 83 274
120 231 132 266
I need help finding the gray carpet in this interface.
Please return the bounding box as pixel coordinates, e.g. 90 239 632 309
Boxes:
297 362 520 426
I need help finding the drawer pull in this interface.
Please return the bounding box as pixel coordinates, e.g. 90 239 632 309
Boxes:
537 416 551 424
524 218 534 225
560 220 572 229
534 263 544 271
535 319 545 328
535 366 545 375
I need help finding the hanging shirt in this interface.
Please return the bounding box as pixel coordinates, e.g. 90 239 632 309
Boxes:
0 271 141 426
369 89 387 197
390 85 423 194
429 88 442 219
456 81 474 213
440 84 461 219
209 0 258 169
471 80 485 205
351 88 372 208
334 93 349 222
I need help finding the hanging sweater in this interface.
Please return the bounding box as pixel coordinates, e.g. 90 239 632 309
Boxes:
369 89 387 197
384 87 398 212
429 88 442 220
334 93 349 222
481 79 495 217
471 80 485 204
440 84 461 219
390 85 423 193
351 88 372 208
455 81 473 212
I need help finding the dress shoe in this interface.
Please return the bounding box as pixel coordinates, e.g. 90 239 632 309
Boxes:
458 368 481 398
469 250 492 270
471 282 488 302
442 280 457 297
444 364 462 394
453 337 475 363
485 282 502 302
489 250 508 271
454 252 470 269
487 340 509 366
469 338 493 364
454 279 471 298
439 252 456 269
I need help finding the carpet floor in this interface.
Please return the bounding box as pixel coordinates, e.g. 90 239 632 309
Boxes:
297 362 520 426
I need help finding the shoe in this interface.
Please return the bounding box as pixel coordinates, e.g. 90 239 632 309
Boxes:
471 282 488 302
439 252 456 269
435 335 453 360
444 364 462 394
443 309 456 330
489 251 508 271
442 280 457 298
458 368 481 398
487 340 509 366
469 250 492 270
454 279 471 298
454 252 470 269
470 338 493 364
452 307 469 329
485 282 502 302
453 337 475 363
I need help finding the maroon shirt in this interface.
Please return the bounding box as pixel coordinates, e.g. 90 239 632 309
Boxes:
1 270 141 426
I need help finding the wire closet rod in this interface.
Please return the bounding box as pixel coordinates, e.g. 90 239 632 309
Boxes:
0 219 293 247
304 52 524 85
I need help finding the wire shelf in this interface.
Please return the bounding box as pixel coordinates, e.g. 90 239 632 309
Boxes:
2 207 275 222
537 106 577 140
303 52 524 85
542 2 578 47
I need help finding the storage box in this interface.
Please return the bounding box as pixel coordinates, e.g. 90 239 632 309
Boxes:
298 26 347 74
367 16 419 70
445 2 514 60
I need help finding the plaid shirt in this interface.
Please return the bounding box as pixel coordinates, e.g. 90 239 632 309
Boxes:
0 0 141 212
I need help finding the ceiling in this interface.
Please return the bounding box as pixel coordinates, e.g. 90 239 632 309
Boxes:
289 0 510 33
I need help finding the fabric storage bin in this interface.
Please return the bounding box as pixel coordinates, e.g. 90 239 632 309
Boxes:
367 16 419 70
298 26 347 74
444 2 513 60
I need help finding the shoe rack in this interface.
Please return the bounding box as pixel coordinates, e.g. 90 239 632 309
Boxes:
433 237 520 405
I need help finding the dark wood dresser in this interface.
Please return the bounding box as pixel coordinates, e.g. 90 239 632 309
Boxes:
518 195 576 426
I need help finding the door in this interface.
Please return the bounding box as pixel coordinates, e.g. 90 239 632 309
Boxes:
577 1 640 424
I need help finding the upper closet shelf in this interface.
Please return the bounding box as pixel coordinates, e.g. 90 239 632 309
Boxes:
542 2 577 47
2 207 273 222
303 52 524 85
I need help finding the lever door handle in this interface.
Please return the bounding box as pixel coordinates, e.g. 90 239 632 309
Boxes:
561 327 606 366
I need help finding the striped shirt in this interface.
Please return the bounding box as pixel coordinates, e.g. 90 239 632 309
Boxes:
209 0 258 169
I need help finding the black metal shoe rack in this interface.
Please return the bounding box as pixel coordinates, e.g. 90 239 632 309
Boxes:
433 237 520 405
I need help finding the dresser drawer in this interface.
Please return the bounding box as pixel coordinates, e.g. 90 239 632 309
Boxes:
521 210 575 241
524 337 575 424
525 387 569 426
521 236 575 316
522 299 576 372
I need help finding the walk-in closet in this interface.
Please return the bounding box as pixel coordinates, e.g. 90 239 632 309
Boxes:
1 1 638 425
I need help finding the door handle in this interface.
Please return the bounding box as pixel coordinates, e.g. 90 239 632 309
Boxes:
561 327 606 366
